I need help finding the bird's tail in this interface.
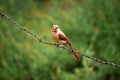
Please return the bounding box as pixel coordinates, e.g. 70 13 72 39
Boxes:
67 43 80 61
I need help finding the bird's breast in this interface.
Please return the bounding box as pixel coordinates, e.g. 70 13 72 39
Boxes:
52 32 60 43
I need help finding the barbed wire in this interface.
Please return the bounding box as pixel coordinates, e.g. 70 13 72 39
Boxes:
0 12 120 67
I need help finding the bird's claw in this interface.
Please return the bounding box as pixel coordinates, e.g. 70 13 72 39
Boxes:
56 44 64 48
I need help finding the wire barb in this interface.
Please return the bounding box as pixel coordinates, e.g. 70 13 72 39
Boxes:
0 12 120 67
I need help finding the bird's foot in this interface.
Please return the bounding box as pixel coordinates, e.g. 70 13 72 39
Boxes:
56 44 64 48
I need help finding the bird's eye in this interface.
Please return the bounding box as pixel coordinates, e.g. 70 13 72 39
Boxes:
53 27 58 30
55 27 58 29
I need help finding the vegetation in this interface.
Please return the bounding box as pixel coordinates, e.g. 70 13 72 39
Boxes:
0 0 120 80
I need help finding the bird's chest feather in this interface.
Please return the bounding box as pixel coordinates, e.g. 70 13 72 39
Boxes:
52 32 60 43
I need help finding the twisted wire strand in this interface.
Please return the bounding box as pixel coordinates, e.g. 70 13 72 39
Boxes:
0 12 120 67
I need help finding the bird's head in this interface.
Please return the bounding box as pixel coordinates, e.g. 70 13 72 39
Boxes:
52 25 59 32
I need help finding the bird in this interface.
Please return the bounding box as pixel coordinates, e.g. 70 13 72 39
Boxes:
51 25 80 61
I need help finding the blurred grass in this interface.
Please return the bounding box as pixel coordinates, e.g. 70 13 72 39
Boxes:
0 0 120 80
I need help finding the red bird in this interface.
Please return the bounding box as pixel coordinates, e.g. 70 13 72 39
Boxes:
51 25 80 61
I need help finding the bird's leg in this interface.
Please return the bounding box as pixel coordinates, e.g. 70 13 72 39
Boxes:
55 43 66 49
58 44 65 48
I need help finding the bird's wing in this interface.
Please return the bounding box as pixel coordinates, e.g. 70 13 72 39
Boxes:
58 33 70 42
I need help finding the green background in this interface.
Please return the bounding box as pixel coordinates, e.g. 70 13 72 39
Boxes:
0 0 120 80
